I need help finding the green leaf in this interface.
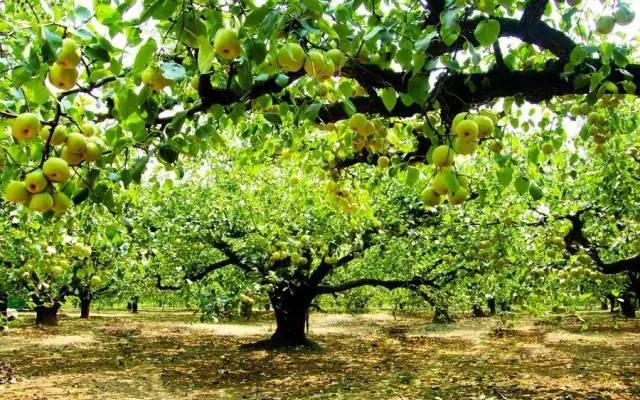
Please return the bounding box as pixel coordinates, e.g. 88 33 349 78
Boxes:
380 87 397 112
442 169 459 192
302 0 324 15
74 5 92 20
158 144 179 164
198 38 214 74
529 183 543 201
263 112 282 125
160 62 186 81
73 188 90 205
405 167 420 186
245 5 270 27
440 23 460 47
23 79 51 104
138 0 166 23
408 74 429 106
245 40 267 64
133 39 157 73
497 166 514 187
275 74 290 87
474 19 500 47
514 177 530 195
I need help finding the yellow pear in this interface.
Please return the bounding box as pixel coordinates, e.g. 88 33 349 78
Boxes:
11 113 41 141
49 63 78 90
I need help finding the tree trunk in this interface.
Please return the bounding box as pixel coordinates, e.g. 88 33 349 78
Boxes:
499 301 511 312
620 291 636 318
80 298 91 319
129 296 139 313
601 299 609 310
0 292 7 317
246 285 314 348
35 304 60 326
608 294 617 313
472 304 486 317
487 298 496 315
432 305 453 324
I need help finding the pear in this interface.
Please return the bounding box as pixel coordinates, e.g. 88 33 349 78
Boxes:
277 43 305 72
43 157 71 182
214 28 241 60
49 63 78 90
432 145 455 167
29 192 54 212
11 113 41 141
56 38 81 68
24 170 48 193
4 181 31 204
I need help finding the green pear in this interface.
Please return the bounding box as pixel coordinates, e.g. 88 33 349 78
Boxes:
66 132 88 154
277 43 305 72
11 113 41 141
61 146 84 166
30 192 54 212
49 63 78 90
43 157 71 182
432 145 455 167
214 28 241 60
421 188 442 206
4 181 31 204
615 4 635 25
596 16 615 34
454 119 479 142
474 115 494 138
83 142 102 163
56 38 81 69
326 48 345 69
52 192 72 213
24 170 48 193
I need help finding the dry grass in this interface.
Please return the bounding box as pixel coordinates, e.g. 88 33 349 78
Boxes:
0 309 639 399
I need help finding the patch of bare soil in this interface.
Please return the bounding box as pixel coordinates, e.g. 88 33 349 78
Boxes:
0 310 638 399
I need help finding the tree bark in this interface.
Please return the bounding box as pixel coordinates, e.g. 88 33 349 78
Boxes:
432 305 453 324
620 291 636 318
35 304 60 326
128 296 139 313
80 298 91 319
0 292 7 317
472 304 486 317
487 298 496 315
246 285 314 348
607 294 617 313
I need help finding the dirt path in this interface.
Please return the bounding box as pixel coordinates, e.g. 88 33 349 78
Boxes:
1 310 639 399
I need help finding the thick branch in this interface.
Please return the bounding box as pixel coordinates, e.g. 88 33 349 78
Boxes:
317 276 438 294
564 211 640 274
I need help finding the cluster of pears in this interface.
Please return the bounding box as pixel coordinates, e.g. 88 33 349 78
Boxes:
269 238 310 266
595 2 635 34
324 179 359 213
420 110 497 207
277 42 345 80
570 103 610 153
49 38 81 90
5 114 105 213
347 113 388 154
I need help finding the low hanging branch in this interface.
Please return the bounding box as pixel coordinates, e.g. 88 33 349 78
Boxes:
563 210 640 275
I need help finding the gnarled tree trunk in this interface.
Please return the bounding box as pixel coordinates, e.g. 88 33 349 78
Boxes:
35 304 60 326
247 285 314 348
432 305 453 324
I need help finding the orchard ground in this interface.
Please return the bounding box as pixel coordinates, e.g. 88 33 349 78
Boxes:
1 309 639 399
